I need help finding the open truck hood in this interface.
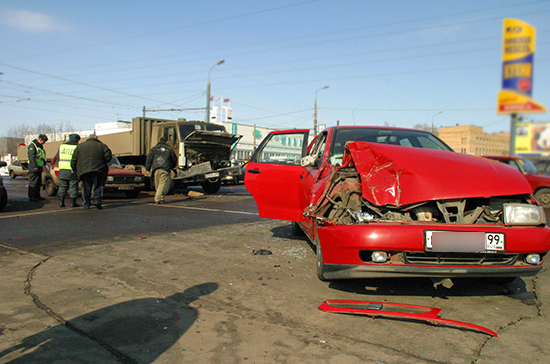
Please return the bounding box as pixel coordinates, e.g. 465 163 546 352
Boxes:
184 130 242 148
343 141 532 206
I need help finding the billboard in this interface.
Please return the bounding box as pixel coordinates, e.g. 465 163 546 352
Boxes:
514 122 550 156
497 19 546 114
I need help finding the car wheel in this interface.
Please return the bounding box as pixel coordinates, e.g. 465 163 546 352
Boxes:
535 188 550 208
201 180 221 194
9 170 16 179
45 179 58 196
0 188 7 211
315 237 328 282
125 190 141 198
291 221 305 236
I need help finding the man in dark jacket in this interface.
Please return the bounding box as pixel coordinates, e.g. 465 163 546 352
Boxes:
52 134 81 208
27 134 48 201
145 137 177 204
71 134 112 209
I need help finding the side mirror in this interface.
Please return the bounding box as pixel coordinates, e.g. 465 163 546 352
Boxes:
0 161 6 167
301 155 317 167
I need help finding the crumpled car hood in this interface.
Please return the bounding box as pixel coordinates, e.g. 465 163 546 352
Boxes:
343 141 532 206
184 130 242 148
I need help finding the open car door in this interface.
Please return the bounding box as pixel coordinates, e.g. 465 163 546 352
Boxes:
245 130 310 221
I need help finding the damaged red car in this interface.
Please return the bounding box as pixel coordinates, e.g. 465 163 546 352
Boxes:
245 126 550 281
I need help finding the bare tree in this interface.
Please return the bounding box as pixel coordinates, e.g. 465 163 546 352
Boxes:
413 123 438 134
3 121 75 138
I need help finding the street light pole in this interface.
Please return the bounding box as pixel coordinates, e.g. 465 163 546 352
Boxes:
205 59 225 123
431 111 443 134
314 85 329 136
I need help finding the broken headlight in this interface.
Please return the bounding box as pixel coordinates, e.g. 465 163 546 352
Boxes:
503 204 546 225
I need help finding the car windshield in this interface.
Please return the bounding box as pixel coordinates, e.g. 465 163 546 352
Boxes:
517 158 538 174
107 157 123 168
329 128 452 165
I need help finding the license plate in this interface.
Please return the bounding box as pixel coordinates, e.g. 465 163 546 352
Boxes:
425 231 505 252
205 172 219 179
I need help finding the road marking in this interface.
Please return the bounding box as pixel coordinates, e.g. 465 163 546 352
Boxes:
157 203 258 216
0 209 67 219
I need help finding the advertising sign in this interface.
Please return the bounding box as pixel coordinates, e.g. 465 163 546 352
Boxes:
514 122 550 156
497 19 546 114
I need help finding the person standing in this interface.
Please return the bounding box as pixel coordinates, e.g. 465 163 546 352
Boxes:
27 134 48 202
53 134 81 208
71 134 112 209
145 137 177 204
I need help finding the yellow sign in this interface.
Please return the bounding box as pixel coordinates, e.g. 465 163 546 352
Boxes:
497 19 546 114
514 122 550 155
498 90 546 114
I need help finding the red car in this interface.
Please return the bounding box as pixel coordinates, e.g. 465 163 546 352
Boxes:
245 126 550 281
484 156 550 208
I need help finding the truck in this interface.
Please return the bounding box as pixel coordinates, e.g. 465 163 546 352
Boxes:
18 117 242 194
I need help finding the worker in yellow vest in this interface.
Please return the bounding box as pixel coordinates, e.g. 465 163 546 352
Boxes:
27 134 48 201
54 134 81 207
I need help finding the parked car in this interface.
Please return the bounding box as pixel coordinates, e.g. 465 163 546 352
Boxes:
8 160 29 179
245 126 550 282
222 160 245 184
531 159 550 176
44 156 145 198
484 156 550 208
0 161 7 211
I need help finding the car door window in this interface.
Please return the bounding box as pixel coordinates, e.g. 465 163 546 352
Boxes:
253 132 307 165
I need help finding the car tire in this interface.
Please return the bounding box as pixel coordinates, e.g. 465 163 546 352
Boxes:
0 188 7 211
201 180 221 194
291 221 305 236
315 237 328 282
45 178 58 196
535 188 550 208
9 170 16 179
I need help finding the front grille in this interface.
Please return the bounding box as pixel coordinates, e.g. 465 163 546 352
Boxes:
403 252 518 266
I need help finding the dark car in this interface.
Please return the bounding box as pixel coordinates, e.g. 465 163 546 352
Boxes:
44 156 145 198
0 161 8 211
246 126 550 282
8 160 29 179
484 156 550 208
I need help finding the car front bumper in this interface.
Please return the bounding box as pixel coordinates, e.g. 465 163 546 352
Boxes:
316 223 550 279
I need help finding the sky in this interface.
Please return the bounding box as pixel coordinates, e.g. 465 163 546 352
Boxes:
0 0 549 137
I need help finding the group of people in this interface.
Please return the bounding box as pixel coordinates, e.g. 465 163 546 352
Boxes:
27 134 177 208
28 133 112 209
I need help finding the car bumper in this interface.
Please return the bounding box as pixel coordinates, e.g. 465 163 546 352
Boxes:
104 183 145 192
316 223 550 279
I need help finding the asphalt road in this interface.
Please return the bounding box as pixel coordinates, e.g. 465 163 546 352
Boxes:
1 176 550 363
0 177 260 253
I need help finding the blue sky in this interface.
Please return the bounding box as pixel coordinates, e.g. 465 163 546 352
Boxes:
1 0 549 137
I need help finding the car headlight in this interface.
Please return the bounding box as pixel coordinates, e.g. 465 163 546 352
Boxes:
106 176 115 182
503 204 546 225
135 176 143 182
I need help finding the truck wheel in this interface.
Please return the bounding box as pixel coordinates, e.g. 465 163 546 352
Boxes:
125 190 141 198
201 180 221 194
9 170 16 179
45 179 58 196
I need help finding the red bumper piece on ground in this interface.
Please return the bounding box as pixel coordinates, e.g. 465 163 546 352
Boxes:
318 300 497 337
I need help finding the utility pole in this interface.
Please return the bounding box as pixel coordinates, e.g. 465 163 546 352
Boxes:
206 59 225 123
314 86 329 136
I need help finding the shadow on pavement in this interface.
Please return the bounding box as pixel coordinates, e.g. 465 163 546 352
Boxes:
0 282 219 364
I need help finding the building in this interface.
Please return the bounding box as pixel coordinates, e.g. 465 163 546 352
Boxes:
438 125 510 156
0 137 25 163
